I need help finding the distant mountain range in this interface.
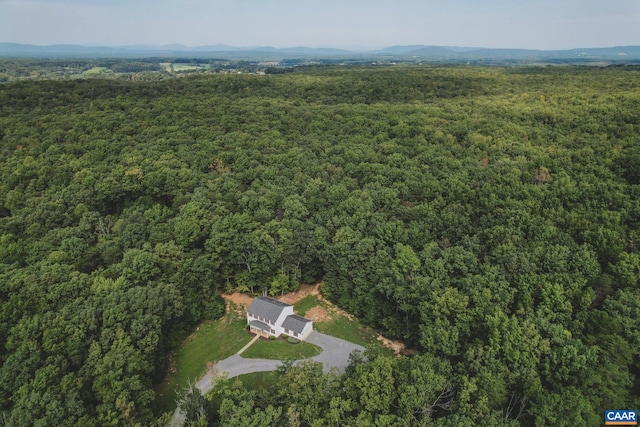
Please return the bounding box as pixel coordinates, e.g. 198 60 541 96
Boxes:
1 42 639 63
0 43 355 58
373 45 640 62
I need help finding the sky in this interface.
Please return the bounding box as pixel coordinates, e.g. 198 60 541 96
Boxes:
0 0 638 50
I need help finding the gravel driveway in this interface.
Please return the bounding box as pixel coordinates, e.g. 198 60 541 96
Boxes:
307 331 365 373
173 331 365 426
196 331 364 393
195 354 281 392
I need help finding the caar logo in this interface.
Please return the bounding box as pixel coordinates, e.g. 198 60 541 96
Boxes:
605 410 637 425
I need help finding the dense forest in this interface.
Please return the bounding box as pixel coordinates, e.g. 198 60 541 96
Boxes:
0 65 639 426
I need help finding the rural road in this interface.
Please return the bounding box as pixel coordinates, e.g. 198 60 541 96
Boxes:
172 331 364 426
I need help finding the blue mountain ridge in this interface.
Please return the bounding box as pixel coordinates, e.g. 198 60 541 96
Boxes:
1 42 639 62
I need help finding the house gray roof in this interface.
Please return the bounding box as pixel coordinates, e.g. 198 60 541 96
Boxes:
249 319 271 331
247 297 291 323
281 314 312 334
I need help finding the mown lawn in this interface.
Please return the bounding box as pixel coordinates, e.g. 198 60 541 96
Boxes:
155 305 251 412
294 295 394 356
293 294 321 316
242 337 321 360
237 371 279 392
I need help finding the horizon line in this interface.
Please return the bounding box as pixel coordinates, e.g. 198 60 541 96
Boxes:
2 41 639 52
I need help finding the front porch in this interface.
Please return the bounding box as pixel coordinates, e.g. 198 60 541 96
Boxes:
249 319 275 338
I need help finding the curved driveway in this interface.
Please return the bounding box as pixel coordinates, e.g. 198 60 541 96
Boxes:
195 354 281 392
196 331 364 394
306 331 365 373
173 331 364 425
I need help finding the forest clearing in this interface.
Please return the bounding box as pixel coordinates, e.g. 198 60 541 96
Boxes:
158 290 386 413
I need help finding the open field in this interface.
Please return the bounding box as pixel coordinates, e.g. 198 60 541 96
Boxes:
172 63 211 72
81 66 109 75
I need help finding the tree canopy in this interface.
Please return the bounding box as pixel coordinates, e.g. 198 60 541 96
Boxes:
1 64 639 425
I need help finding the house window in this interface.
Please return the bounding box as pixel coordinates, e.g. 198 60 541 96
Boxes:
285 329 289 334
293 332 298 337
270 329 275 334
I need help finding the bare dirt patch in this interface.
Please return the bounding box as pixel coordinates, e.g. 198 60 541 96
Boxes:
222 282 320 308
207 361 218 376
279 282 321 304
305 306 330 322
377 335 417 356
222 292 254 308
316 295 356 321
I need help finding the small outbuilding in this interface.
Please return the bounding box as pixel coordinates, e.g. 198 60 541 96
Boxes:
247 296 313 340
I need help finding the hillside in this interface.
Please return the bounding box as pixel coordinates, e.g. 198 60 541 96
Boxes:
2 42 640 64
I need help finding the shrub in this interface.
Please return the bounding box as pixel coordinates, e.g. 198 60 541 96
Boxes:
269 335 276 340
281 333 289 339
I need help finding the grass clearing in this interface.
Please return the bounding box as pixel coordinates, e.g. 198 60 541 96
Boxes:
237 371 279 392
242 337 321 360
156 293 396 412
293 293 322 315
295 294 394 356
82 67 109 75
172 63 211 72
155 305 251 412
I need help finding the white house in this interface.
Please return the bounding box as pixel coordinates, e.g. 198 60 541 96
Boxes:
247 296 313 340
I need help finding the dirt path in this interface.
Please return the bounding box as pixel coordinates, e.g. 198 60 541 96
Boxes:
279 282 321 304
376 335 416 356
